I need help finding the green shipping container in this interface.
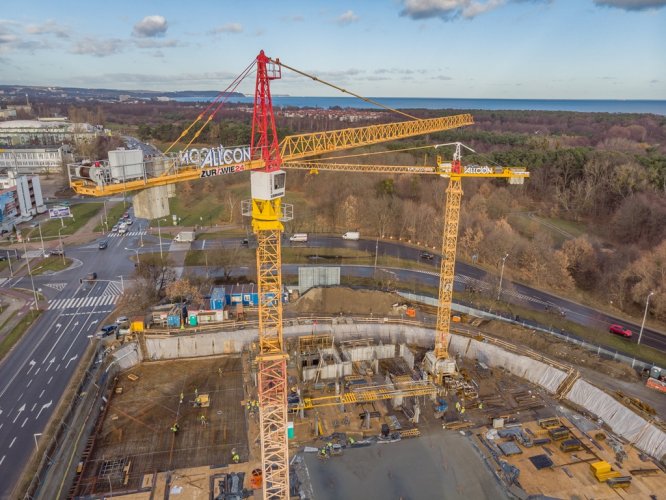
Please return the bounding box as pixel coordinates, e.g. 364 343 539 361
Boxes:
287 421 294 439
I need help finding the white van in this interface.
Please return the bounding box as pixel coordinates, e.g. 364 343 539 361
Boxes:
342 231 360 240
289 233 308 242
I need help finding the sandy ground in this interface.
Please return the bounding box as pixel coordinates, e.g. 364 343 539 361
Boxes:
302 432 509 500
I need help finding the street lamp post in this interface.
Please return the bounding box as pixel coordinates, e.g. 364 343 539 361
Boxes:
157 219 164 260
6 250 13 277
57 226 67 265
497 253 509 301
637 291 655 346
125 247 140 266
38 222 45 256
22 240 39 310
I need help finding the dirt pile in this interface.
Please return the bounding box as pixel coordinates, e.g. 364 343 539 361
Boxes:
287 287 405 316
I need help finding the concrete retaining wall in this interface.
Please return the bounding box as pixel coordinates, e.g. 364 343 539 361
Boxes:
138 321 664 462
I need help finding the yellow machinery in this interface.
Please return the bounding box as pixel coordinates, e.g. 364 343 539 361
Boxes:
283 143 528 382
67 50 528 498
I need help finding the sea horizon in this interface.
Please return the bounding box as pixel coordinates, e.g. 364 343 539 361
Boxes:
174 95 666 116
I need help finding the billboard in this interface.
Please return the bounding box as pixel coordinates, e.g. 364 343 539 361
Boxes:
48 206 71 219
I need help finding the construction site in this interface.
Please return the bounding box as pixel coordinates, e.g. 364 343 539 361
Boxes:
50 51 666 499
59 293 666 499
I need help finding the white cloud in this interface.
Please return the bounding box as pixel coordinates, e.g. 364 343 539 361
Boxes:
209 23 243 34
594 0 666 10
25 20 70 39
134 38 181 49
400 0 551 20
70 37 124 57
132 15 168 38
337 10 359 25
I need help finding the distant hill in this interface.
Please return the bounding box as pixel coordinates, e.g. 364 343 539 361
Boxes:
0 85 244 102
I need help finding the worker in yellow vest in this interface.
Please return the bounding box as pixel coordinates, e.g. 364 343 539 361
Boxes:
231 448 240 464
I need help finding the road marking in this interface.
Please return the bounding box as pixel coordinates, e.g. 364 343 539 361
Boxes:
31 403 37 412
47 376 53 385
27 359 36 374
21 417 28 428
39 390 45 398
55 364 61 372
34 368 40 376
44 282 67 291
0 455 5 466
9 437 16 448
12 403 25 423
0 423 3 431
46 357 55 371
26 379 32 388
36 400 52 420
65 355 78 369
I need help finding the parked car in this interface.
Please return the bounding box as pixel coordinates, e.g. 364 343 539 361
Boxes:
98 324 118 338
98 240 108 250
50 248 65 256
112 225 119 232
241 238 249 247
609 324 632 338
420 252 434 260
123 212 130 219
126 219 134 225
115 316 129 327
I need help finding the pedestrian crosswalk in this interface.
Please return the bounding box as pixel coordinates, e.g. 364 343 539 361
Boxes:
48 294 120 310
106 230 146 238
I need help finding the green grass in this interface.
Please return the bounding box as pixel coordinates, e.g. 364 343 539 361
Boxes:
31 257 72 275
164 196 228 228
93 203 128 232
0 309 41 361
27 203 103 238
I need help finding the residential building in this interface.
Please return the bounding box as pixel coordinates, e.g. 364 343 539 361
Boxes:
0 146 71 174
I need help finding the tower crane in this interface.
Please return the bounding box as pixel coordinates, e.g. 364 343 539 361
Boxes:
283 145 528 382
67 51 527 499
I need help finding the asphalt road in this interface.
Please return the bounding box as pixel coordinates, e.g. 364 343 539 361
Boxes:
192 234 666 353
0 216 142 499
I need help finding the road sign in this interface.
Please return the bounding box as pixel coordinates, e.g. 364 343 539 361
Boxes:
48 206 71 219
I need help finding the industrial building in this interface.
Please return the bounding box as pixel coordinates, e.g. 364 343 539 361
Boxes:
0 145 72 174
0 119 102 146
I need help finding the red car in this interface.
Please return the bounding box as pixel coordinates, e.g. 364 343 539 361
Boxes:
609 324 632 338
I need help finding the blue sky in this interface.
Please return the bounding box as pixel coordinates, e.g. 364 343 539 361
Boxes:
1 0 665 99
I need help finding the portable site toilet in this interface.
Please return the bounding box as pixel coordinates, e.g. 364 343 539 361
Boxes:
189 313 198 326
287 421 295 439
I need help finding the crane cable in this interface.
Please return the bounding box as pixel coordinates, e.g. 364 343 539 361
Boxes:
164 57 256 154
270 58 419 121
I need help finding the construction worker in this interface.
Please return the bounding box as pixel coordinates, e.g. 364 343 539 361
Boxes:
319 447 328 458
231 448 240 464
455 401 461 412
348 436 356 446
194 387 198 397
460 406 465 415
252 400 259 413
478 402 483 410
218 367 222 376
246 400 252 412
179 392 184 404
200 414 207 426
170 423 180 434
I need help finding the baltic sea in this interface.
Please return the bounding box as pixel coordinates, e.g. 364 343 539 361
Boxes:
174 96 666 116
